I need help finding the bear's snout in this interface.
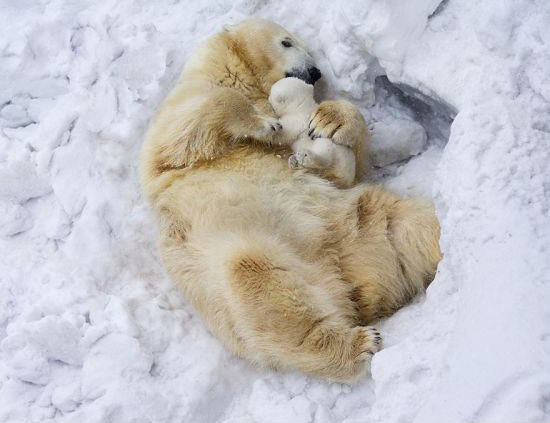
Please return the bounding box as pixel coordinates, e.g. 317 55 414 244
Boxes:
285 66 322 85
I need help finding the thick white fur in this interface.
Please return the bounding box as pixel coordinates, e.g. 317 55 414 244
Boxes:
269 77 356 187
140 19 441 383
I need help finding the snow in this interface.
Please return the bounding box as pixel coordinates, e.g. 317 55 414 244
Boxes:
1 0 550 422
369 119 427 167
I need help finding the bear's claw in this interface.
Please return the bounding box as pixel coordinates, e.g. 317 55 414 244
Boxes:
308 100 364 149
255 115 283 142
353 326 383 359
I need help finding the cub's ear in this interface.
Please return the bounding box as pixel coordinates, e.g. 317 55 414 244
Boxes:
269 90 289 112
273 94 287 105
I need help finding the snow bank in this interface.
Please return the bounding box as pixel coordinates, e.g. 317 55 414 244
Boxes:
1 0 549 422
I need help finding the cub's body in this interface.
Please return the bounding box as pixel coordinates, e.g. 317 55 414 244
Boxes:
269 77 358 187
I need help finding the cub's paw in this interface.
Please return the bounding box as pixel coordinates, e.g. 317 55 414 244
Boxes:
254 115 283 143
288 151 325 170
288 151 308 168
288 153 300 169
308 100 367 149
351 326 383 360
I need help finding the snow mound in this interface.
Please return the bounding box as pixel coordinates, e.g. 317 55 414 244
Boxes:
1 0 549 422
369 118 427 167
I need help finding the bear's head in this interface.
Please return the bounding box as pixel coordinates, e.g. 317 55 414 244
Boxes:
269 77 316 115
224 19 321 88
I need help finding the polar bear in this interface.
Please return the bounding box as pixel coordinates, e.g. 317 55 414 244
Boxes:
140 19 441 382
269 77 360 187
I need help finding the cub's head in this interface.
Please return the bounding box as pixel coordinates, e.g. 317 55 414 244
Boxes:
224 19 321 89
269 77 315 115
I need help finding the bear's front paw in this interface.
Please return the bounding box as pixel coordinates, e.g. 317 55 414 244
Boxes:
254 115 283 143
308 100 367 149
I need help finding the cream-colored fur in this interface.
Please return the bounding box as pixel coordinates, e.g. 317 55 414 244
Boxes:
140 19 441 383
269 77 358 187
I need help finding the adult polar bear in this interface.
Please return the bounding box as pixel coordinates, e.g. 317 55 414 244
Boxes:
141 19 441 382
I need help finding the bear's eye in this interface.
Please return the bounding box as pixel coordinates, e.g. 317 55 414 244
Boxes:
281 40 293 48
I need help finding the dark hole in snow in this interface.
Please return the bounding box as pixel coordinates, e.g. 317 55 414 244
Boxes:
366 76 456 196
374 75 456 146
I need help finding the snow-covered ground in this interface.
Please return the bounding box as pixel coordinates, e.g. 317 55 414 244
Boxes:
1 0 550 421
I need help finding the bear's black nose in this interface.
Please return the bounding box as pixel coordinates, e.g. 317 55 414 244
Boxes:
286 66 322 85
308 67 322 83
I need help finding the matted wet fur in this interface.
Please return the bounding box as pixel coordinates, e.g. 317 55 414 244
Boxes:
140 19 441 382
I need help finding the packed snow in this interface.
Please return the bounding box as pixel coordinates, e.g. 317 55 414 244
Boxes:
1 0 549 422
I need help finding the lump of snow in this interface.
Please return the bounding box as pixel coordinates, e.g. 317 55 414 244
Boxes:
0 201 33 236
369 118 427 167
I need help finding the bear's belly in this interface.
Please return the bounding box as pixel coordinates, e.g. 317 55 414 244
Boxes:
161 153 351 261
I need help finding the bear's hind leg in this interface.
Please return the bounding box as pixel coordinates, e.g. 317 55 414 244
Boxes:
226 236 382 382
341 186 441 322
387 197 442 291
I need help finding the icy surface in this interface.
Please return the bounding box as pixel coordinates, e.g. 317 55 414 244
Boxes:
1 0 550 422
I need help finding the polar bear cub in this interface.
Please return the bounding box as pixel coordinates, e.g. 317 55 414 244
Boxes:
269 77 356 187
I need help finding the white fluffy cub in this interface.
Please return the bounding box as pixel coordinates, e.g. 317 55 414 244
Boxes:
269 77 356 187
